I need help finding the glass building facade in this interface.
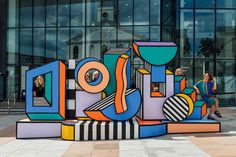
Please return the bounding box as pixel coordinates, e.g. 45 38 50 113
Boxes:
0 0 235 106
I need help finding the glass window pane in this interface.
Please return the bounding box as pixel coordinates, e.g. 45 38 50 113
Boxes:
179 59 194 86
70 28 85 60
162 0 174 25
195 10 215 58
216 60 235 93
118 27 133 48
7 29 18 53
20 28 32 55
180 10 194 57
102 0 117 26
58 28 69 60
162 26 174 41
20 0 32 27
118 0 133 25
33 28 45 57
195 0 215 8
150 26 160 41
216 0 236 8
134 0 149 25
102 27 116 52
46 0 57 27
34 0 45 27
150 0 160 25
71 0 85 26
86 0 101 26
180 0 193 8
86 27 101 58
216 94 235 106
216 10 236 59
58 0 70 27
194 59 214 83
8 0 19 27
46 28 56 59
134 26 149 41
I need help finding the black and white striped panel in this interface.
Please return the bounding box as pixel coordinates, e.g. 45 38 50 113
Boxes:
163 95 189 121
66 59 76 119
74 118 139 141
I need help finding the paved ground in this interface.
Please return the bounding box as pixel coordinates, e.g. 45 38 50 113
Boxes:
0 107 236 157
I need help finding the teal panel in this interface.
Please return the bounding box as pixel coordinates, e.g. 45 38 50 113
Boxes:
138 46 177 65
183 88 195 95
194 101 205 107
45 72 52 104
28 113 63 120
174 76 184 82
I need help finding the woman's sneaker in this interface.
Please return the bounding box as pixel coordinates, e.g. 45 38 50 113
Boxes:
214 111 222 118
207 115 216 120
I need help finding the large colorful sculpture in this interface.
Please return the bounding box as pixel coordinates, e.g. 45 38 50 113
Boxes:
16 42 221 140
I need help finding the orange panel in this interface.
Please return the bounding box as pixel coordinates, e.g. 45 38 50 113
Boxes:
151 92 164 97
201 103 207 117
84 111 110 121
114 54 129 113
133 43 140 56
59 62 66 118
136 117 161 125
180 77 186 92
191 90 197 102
167 123 220 133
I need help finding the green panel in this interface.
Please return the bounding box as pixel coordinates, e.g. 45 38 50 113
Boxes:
139 47 177 65
194 101 205 107
174 76 184 82
104 55 118 95
45 73 52 104
28 113 63 120
183 88 195 95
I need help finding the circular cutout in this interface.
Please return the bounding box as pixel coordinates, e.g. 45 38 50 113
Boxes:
74 58 109 93
176 93 194 116
163 95 189 122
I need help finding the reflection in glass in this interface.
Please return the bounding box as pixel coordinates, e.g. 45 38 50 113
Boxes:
118 0 133 25
179 60 193 86
162 0 173 25
195 0 215 8
71 0 85 26
7 29 18 53
58 28 69 60
180 10 194 57
33 28 45 57
102 27 116 52
34 0 45 27
102 0 117 26
216 10 236 58
70 28 85 60
86 27 101 58
134 26 149 41
180 0 193 8
194 59 214 83
195 10 215 57
134 0 149 25
216 61 235 93
86 0 101 26
46 28 56 59
20 0 32 27
118 27 133 48
8 0 19 27
20 28 32 55
58 0 70 27
46 0 57 26
216 0 236 8
150 0 160 25
150 26 160 41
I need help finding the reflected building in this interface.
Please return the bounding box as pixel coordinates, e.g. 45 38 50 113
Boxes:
0 0 235 106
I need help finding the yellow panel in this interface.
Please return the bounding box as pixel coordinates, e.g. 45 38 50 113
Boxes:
102 92 106 99
137 69 150 74
77 117 92 121
176 93 194 116
166 69 173 75
61 124 74 140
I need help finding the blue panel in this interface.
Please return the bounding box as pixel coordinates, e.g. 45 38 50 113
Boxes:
187 107 201 120
26 61 60 113
174 82 180 94
151 65 166 82
126 50 131 88
102 89 141 121
140 124 167 138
